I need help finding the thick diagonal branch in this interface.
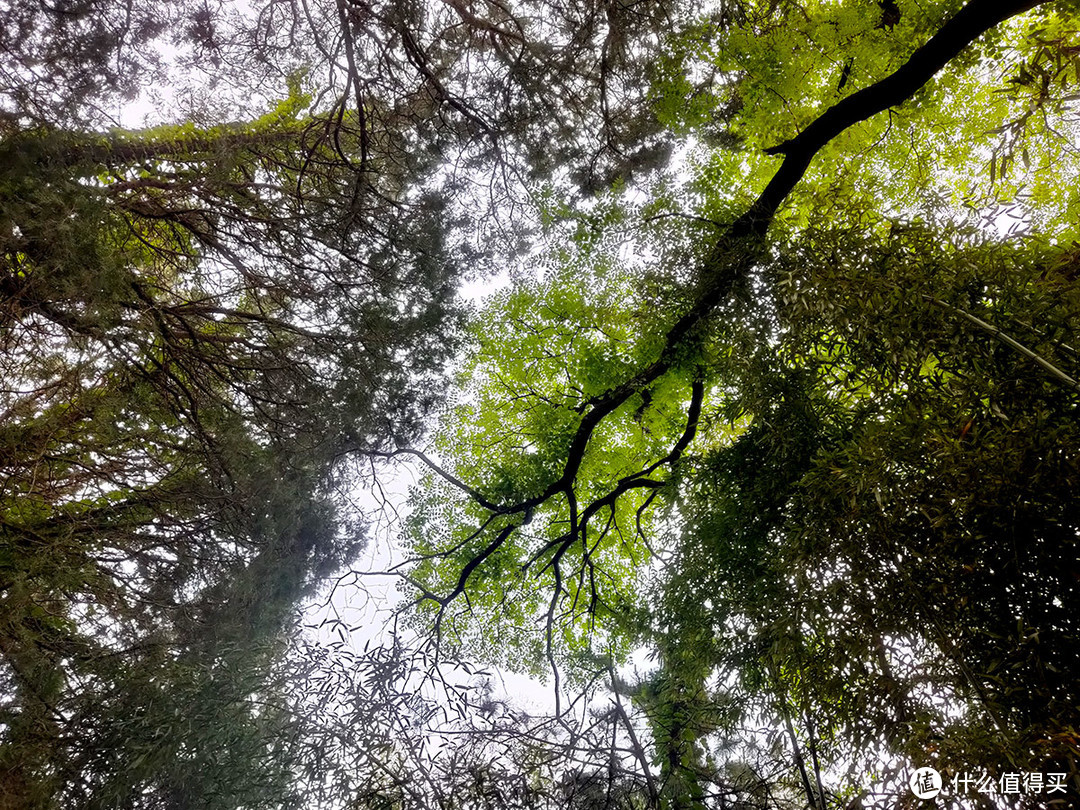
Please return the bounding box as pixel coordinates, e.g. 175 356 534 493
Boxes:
752 0 1044 230
529 0 1048 527
404 0 1048 607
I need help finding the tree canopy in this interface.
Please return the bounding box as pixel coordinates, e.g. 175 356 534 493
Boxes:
2 0 1080 808
391 0 1080 807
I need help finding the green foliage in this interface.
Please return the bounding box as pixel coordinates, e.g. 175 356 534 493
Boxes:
399 0 1080 806
660 0 1080 239
772 224 1080 763
406 239 699 673
1 81 460 810
640 222 1080 802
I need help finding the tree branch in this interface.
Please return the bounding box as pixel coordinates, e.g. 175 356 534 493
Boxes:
406 0 1050 612
362 447 511 513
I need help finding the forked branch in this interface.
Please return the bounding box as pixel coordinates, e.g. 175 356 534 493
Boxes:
375 0 1051 616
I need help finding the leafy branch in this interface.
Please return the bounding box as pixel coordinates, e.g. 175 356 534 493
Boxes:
375 0 1052 630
